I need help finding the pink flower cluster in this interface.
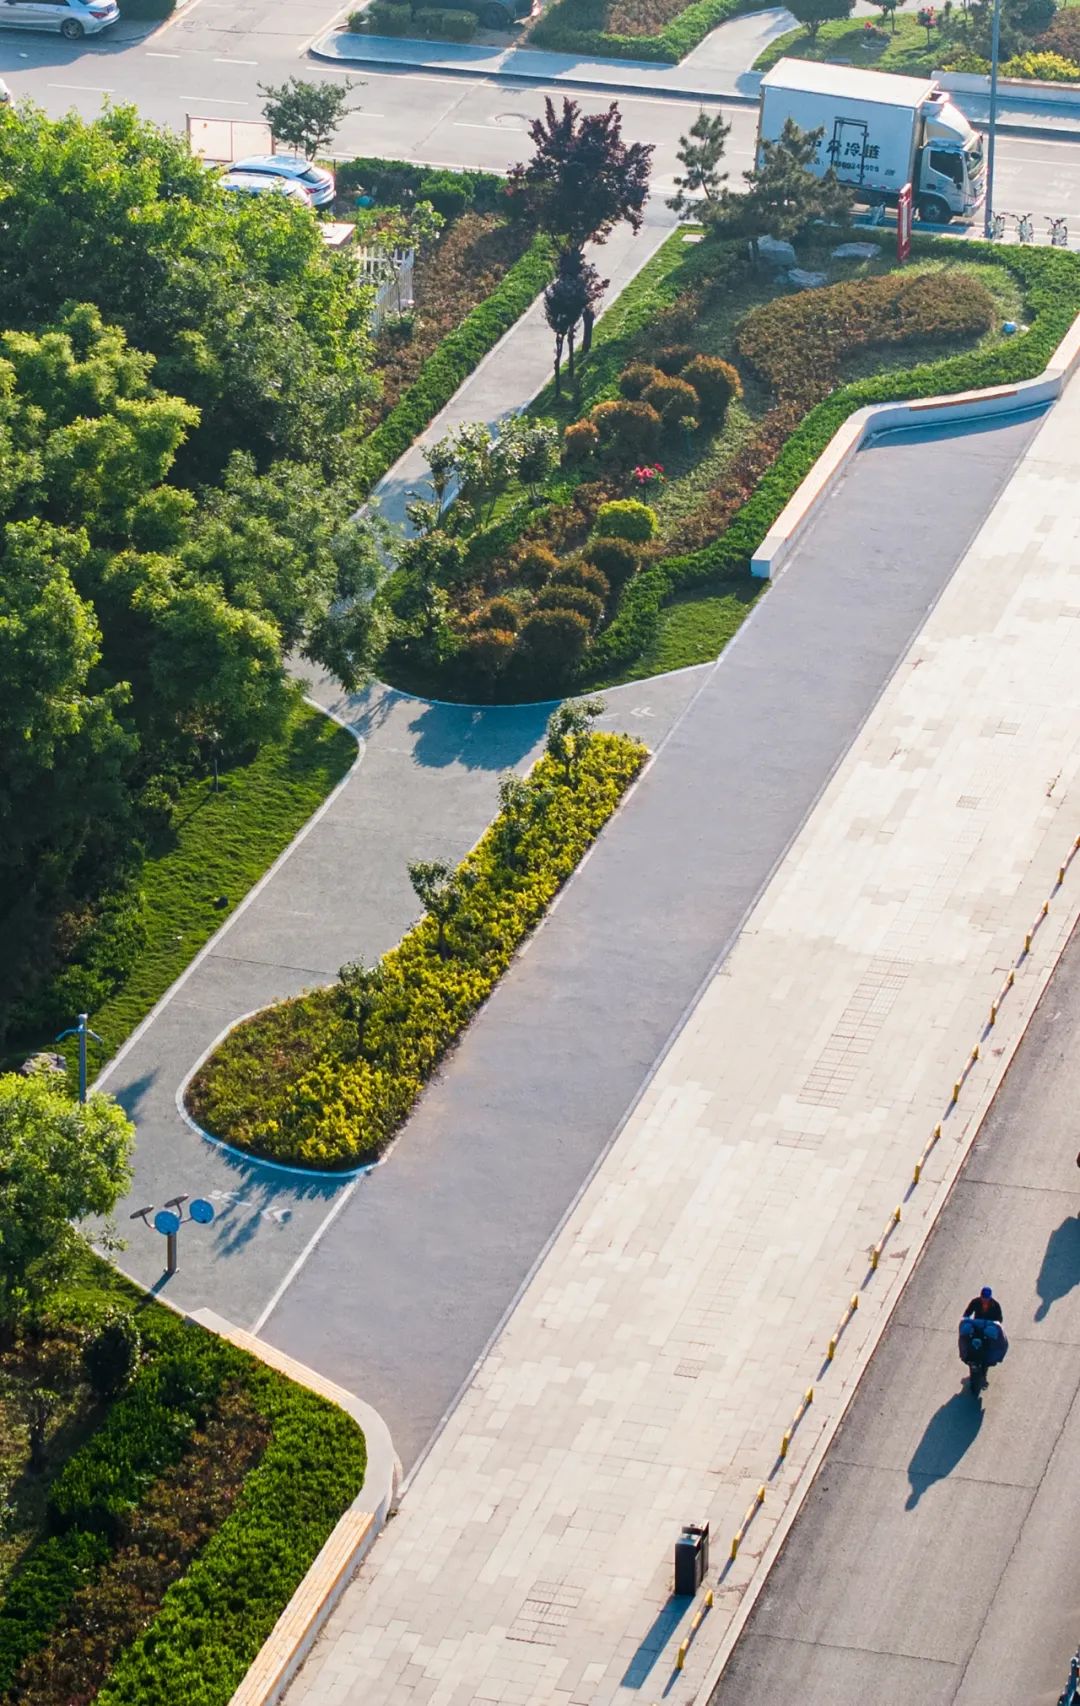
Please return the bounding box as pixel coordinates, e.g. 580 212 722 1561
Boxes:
632 463 665 488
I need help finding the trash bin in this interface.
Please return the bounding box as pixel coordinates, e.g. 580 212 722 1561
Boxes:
674 1523 709 1596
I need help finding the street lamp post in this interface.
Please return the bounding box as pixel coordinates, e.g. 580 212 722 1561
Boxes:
56 1012 103 1104
983 0 1003 239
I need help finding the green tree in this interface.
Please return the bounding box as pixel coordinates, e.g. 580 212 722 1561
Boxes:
668 110 732 218
544 251 608 398
712 119 853 256
0 1073 134 1340
545 697 604 783
259 76 359 158
870 0 899 32
407 860 479 959
0 106 376 479
788 0 855 36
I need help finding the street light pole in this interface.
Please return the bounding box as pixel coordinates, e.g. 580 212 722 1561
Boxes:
983 0 1003 239
55 1012 103 1104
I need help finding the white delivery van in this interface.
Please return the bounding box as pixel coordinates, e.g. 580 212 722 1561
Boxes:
757 59 985 224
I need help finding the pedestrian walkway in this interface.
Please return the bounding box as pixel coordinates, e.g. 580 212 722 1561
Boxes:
283 377 1080 1704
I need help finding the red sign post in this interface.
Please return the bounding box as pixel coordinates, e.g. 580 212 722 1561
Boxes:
897 183 913 263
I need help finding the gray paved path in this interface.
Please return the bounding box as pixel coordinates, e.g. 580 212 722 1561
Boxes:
262 407 1045 1473
710 915 1080 1706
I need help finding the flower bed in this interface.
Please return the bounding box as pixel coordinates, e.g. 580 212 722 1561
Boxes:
187 726 646 1171
380 229 1067 702
0 1260 366 1706
529 0 754 64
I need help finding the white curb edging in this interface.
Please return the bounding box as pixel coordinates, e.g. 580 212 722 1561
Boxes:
750 308 1080 580
186 1309 400 1706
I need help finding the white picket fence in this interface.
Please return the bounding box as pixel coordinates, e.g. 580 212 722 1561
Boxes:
356 246 416 333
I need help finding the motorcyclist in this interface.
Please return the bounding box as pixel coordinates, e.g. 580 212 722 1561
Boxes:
963 1285 1003 1323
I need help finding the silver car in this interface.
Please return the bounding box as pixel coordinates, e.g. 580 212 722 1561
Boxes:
220 169 313 205
231 153 336 208
0 0 119 36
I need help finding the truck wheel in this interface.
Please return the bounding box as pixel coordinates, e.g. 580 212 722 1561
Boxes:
917 196 950 225
480 1 507 20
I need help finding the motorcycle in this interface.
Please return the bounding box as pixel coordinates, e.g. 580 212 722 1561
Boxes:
958 1316 1007 1395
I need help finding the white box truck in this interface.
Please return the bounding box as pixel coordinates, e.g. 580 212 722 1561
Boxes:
757 59 985 224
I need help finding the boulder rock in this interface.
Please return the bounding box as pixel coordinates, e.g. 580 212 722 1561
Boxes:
831 241 880 259
756 235 797 268
790 268 829 289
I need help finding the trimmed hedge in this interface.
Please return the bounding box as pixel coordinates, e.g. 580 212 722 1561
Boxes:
95 1365 366 1706
336 156 504 213
582 242 1080 682
0 1533 110 1695
188 733 647 1169
530 0 754 64
356 234 554 494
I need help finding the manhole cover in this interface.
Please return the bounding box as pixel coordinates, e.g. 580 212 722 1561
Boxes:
494 111 531 128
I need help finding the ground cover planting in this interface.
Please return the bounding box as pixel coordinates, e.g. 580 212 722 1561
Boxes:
0 1255 366 1705
529 0 754 63
187 710 646 1170
338 159 555 493
754 0 1080 79
378 229 1080 704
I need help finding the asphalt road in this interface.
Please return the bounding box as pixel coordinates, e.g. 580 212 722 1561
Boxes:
258 408 1044 1475
710 918 1080 1706
3 4 1080 214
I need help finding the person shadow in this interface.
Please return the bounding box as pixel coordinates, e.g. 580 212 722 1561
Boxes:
906 1390 983 1509
1035 1216 1080 1321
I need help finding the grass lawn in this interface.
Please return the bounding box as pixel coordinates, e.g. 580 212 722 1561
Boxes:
596 569 763 686
754 11 947 75
54 694 356 1087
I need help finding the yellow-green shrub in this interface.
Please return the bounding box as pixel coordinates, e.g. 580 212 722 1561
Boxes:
187 736 647 1169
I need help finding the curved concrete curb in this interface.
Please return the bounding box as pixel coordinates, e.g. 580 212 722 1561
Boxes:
751 307 1080 579
187 1309 400 1706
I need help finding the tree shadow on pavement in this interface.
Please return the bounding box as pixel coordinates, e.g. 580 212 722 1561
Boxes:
1034 1215 1080 1321
407 699 550 773
906 1390 983 1509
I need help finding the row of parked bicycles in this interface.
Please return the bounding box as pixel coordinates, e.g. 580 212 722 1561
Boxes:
989 210 1070 246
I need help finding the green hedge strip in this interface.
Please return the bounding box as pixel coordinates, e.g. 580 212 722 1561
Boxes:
580 241 1080 683
357 235 554 495
95 1369 367 1706
0 1532 111 1695
530 0 754 64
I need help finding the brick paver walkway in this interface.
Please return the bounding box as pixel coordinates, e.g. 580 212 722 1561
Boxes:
286 383 1080 1706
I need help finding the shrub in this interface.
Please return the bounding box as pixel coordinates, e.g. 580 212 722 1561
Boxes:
471 595 522 632
736 267 998 402
655 343 695 375
94 1352 366 1706
0 1532 111 1695
549 561 611 603
618 361 663 400
512 542 562 586
1036 6 1080 57
643 372 700 426
530 0 755 65
355 237 554 493
414 3 478 35
82 1310 142 1401
518 606 593 671
461 626 517 676
417 169 473 217
534 584 606 628
595 498 659 542
583 535 644 590
187 738 646 1166
590 398 662 460
680 354 743 421
1001 48 1080 79
563 418 600 465
939 47 991 70
363 0 414 28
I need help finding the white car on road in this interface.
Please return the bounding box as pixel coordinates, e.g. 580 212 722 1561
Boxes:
220 169 314 205
231 153 336 208
0 0 119 38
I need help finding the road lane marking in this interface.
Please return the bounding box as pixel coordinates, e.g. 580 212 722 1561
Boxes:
145 49 180 56
178 93 249 103
249 1176 360 1336
214 55 257 63
48 81 114 91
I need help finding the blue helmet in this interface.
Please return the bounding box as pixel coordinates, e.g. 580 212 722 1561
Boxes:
981 1286 993 1299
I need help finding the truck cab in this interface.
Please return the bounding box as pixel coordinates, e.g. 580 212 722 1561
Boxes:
916 91 984 223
